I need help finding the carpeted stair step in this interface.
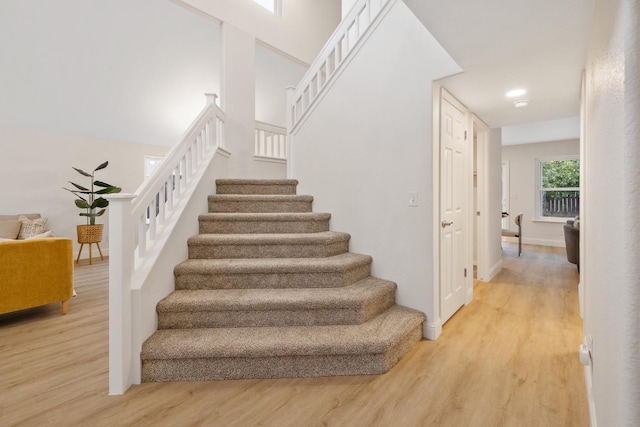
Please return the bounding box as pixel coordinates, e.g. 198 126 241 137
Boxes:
174 253 373 290
157 277 396 329
216 179 298 195
209 194 314 213
141 305 426 382
188 231 350 259
198 212 331 234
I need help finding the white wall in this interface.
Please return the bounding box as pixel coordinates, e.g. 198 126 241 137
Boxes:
486 128 504 280
583 0 640 424
221 23 256 177
0 0 221 148
502 116 580 146
0 127 168 257
501 139 580 247
290 1 460 338
174 0 341 65
255 45 308 127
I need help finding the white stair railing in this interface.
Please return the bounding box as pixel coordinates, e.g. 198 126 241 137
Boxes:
254 121 287 160
130 95 224 264
107 93 225 395
287 0 394 132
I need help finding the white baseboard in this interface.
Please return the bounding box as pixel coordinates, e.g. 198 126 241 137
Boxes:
502 236 565 248
424 319 442 340
483 259 502 282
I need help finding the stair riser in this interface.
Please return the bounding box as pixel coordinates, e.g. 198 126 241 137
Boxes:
141 324 423 382
199 220 330 234
188 241 349 259
174 264 372 290
158 307 367 329
209 200 312 213
157 293 395 329
216 184 297 195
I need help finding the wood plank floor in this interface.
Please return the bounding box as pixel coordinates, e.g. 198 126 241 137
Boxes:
0 243 588 426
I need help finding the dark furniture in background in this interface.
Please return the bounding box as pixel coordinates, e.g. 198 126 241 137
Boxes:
564 218 580 271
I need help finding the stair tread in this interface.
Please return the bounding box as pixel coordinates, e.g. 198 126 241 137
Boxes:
199 212 331 222
142 305 425 360
158 277 395 312
209 195 313 201
188 231 350 245
175 253 372 274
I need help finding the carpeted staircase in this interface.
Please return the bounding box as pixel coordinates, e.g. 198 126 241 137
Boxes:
141 179 425 382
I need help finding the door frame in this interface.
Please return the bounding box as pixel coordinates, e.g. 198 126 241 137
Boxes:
430 86 473 339
472 115 490 284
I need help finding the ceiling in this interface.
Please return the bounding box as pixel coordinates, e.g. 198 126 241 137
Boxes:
404 0 594 129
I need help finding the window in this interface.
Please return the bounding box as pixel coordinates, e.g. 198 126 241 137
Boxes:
252 0 282 15
536 156 580 218
145 155 163 178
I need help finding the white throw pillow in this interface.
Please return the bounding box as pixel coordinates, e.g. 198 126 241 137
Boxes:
17 215 48 239
25 230 55 239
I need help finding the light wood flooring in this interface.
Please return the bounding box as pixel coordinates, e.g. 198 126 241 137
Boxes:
0 243 588 426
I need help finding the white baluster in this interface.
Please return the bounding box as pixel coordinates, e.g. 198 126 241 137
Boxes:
158 181 166 225
138 213 146 258
148 195 157 241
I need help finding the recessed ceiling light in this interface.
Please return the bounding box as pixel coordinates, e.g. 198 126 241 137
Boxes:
514 100 530 108
506 89 527 98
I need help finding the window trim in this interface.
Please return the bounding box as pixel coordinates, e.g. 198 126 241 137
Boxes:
535 155 580 220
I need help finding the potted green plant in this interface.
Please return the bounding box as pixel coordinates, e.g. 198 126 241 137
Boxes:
63 161 121 247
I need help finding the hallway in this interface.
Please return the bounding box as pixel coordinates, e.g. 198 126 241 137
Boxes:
0 243 587 426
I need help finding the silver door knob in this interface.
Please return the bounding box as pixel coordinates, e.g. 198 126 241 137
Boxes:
441 220 454 228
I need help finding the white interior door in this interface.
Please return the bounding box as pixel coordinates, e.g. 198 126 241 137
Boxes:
440 97 468 324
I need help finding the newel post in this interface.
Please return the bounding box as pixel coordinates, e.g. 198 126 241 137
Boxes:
205 92 218 107
285 86 295 178
204 93 218 150
106 193 136 395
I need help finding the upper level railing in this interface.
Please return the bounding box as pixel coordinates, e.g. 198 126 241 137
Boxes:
107 93 225 394
288 0 393 131
255 120 287 160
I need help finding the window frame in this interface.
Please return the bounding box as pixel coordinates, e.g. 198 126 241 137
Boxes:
535 155 580 221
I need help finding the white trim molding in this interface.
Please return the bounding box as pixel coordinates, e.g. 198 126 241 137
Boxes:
424 319 442 341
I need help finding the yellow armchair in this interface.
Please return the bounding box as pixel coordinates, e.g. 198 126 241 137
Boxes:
0 238 74 315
